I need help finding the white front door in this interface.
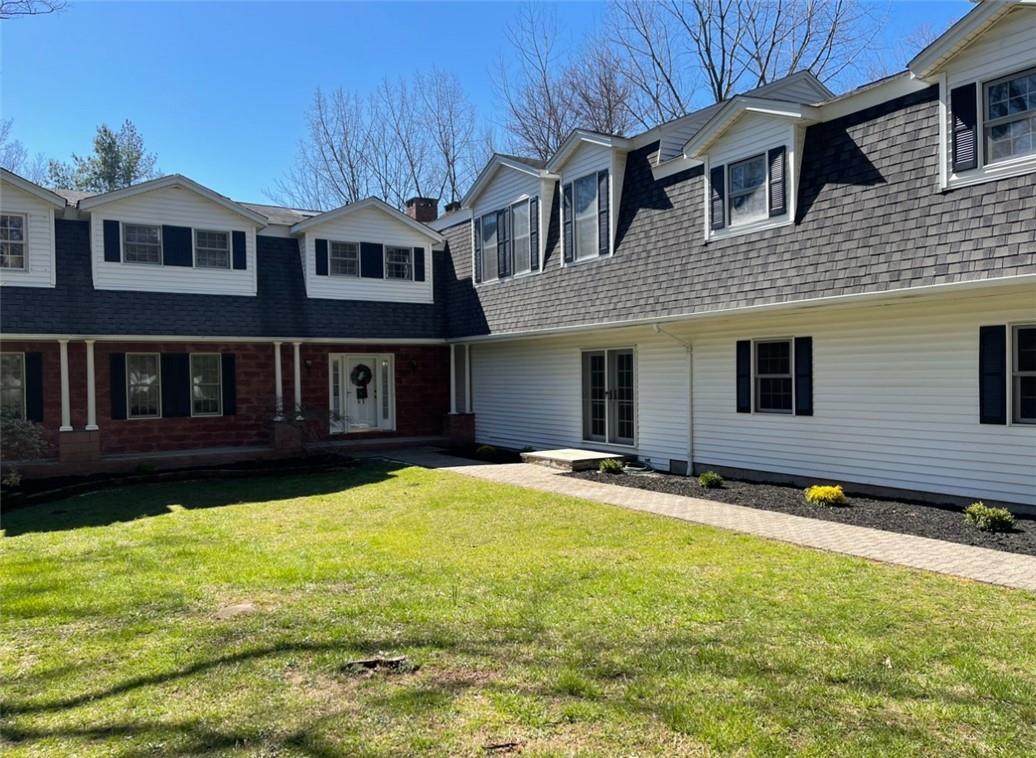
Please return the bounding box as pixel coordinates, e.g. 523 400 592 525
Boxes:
329 353 395 433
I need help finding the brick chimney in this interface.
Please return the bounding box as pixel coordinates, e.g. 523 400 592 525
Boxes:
405 197 438 223
444 200 462 214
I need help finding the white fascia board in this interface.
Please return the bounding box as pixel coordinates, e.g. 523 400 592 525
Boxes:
682 99 821 159
289 196 444 244
908 0 1019 81
461 155 555 209
545 131 633 173
77 174 269 226
0 168 67 208
651 155 704 181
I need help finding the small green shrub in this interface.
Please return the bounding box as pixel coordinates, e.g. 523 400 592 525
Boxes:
598 458 624 474
964 502 1015 532
697 471 724 489
474 444 497 459
804 484 848 506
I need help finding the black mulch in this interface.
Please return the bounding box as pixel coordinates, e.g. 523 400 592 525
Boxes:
563 470 1036 557
440 445 524 464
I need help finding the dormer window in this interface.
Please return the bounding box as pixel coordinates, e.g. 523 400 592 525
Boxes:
511 200 531 276
709 146 786 235
728 155 768 226
573 173 599 261
985 68 1036 164
194 230 230 269
329 241 360 277
385 246 413 280
123 223 162 264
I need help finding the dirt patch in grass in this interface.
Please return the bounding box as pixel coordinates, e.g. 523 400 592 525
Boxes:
564 470 1036 556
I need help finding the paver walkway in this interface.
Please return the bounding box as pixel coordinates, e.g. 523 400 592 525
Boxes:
364 447 1036 592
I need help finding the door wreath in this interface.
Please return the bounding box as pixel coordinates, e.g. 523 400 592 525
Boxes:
350 363 373 400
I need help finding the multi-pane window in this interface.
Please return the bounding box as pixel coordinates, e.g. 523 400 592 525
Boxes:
0 214 26 270
573 173 598 261
385 246 413 280
330 241 359 277
123 224 162 264
0 353 25 419
582 348 635 445
511 200 531 275
728 154 768 226
755 340 793 413
194 230 230 269
985 68 1036 163
127 353 161 418
1014 325 1036 424
190 354 222 416
481 212 498 281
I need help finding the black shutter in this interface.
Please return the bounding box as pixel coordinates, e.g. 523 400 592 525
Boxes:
413 246 425 281
360 242 384 278
710 166 726 231
562 182 574 263
162 225 193 267
221 353 237 416
24 352 43 423
232 231 246 270
529 196 539 272
110 353 127 420
736 340 751 413
315 239 329 276
951 83 978 173
979 325 1007 424
103 220 121 262
598 170 610 256
794 336 813 416
160 353 191 418
473 217 483 283
768 146 787 217
496 209 510 278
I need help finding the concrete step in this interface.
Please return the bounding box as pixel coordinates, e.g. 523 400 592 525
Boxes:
520 448 628 472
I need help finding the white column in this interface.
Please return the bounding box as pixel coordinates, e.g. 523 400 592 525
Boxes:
59 339 72 431
85 339 98 430
292 341 303 419
449 344 457 414
273 341 284 420
464 344 472 414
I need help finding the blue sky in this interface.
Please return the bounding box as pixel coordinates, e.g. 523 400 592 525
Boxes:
3 1 971 203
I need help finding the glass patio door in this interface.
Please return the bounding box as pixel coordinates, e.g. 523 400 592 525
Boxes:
582 348 635 445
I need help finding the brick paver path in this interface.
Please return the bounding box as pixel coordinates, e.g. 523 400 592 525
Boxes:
365 447 1036 592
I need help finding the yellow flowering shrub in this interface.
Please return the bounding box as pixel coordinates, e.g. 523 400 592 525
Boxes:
803 484 848 506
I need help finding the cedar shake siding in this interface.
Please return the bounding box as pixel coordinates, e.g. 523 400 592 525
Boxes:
443 87 1036 338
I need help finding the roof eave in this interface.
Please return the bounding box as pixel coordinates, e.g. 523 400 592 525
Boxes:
908 0 1020 81
289 197 445 243
683 99 821 159
0 168 67 209
544 131 633 173
461 154 555 209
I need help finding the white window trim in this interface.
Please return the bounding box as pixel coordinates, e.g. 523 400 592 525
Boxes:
752 338 795 415
328 239 361 278
474 195 541 286
192 229 232 270
121 223 163 266
0 212 28 271
384 245 414 281
126 352 162 419
189 352 223 418
579 346 638 449
705 146 792 242
944 64 1036 190
1011 323 1036 426
0 351 26 420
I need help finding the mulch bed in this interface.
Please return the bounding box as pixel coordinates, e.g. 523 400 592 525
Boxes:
564 469 1036 557
440 445 524 464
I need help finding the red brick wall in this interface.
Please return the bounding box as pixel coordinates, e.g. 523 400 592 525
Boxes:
1 339 450 456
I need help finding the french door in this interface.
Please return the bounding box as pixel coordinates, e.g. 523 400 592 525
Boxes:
582 348 635 445
329 353 395 433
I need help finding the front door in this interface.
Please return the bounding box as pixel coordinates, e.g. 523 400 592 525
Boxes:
329 353 395 433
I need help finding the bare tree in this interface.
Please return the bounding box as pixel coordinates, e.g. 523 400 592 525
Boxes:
419 69 479 204
565 42 637 136
0 0 65 19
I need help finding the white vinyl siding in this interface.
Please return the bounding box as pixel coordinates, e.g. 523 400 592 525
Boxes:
0 183 56 288
91 185 257 295
302 205 433 303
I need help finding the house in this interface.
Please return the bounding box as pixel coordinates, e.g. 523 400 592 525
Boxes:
2 0 1034 507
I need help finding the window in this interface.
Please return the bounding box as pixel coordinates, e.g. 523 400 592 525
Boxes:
1014 325 1036 424
329 241 359 277
728 154 768 226
123 224 162 264
573 173 598 261
512 200 531 275
190 354 222 416
481 212 498 281
1 353 25 418
0 214 26 270
194 230 230 269
985 68 1036 164
385 246 413 280
755 340 793 413
582 348 635 445
127 353 161 418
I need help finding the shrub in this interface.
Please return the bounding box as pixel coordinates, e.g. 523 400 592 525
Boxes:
474 444 497 459
598 458 624 474
804 484 848 506
964 502 1015 532
0 410 47 488
697 471 724 489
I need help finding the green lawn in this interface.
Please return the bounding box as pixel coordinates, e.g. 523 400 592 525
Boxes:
2 462 1034 756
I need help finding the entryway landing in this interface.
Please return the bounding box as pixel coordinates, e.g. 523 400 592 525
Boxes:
521 448 627 472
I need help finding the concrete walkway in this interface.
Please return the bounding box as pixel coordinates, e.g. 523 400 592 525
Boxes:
364 447 1036 592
